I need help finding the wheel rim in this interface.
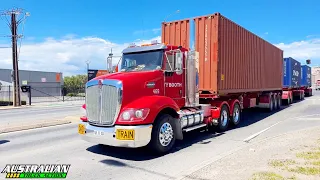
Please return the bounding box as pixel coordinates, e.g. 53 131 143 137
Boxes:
221 110 228 127
233 107 240 123
159 122 174 147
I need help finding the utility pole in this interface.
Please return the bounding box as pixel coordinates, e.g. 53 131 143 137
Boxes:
12 12 20 106
1 8 29 106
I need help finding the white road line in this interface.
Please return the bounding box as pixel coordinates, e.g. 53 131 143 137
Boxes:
295 117 320 121
243 121 283 143
242 113 320 143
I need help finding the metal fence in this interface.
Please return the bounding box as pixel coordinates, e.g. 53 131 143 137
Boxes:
0 85 86 104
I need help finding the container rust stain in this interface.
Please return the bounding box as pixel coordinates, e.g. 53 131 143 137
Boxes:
162 12 283 95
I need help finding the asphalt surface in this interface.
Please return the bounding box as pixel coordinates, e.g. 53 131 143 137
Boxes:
0 104 83 127
1 91 320 180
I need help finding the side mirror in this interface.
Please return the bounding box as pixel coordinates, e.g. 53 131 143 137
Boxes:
175 52 183 74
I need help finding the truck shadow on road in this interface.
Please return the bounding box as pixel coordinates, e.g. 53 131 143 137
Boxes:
86 131 224 161
86 100 305 161
0 140 10 145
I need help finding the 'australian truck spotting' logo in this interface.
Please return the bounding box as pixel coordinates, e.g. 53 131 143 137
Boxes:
1 164 70 179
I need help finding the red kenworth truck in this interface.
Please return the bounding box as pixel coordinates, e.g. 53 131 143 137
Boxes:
78 13 287 154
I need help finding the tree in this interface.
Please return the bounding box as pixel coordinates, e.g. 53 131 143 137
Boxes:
63 74 87 96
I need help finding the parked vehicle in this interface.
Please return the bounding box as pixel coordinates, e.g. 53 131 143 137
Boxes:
78 13 309 154
300 65 313 96
316 80 320 90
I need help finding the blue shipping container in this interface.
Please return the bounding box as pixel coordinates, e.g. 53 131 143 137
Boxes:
301 65 311 87
283 57 301 88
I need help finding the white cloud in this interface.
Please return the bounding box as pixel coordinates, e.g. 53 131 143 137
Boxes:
1 35 319 77
274 38 320 66
0 36 161 76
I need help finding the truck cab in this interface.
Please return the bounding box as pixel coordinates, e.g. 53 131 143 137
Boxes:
78 41 205 154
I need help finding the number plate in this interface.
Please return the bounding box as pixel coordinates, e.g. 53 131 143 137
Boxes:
116 129 135 140
94 130 104 136
78 124 86 135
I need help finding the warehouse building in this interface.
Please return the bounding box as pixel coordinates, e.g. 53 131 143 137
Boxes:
0 68 63 100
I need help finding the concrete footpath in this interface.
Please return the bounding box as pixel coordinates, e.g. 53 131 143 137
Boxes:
0 103 82 134
180 126 320 180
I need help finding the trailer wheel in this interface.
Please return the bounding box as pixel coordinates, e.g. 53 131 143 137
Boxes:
277 95 282 109
269 96 274 112
231 103 241 126
149 114 176 154
217 105 230 132
289 95 292 104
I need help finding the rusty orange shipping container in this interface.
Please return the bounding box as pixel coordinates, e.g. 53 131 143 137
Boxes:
162 13 283 95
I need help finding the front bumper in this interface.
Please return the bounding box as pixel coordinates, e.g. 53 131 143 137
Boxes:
79 121 153 148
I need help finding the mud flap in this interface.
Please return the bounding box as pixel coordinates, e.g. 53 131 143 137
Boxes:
172 118 183 140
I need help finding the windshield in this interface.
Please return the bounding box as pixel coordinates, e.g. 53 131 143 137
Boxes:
120 50 163 72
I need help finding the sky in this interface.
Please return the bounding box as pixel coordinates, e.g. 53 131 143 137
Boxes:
0 0 320 76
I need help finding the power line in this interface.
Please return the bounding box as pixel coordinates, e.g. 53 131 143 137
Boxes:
1 7 30 107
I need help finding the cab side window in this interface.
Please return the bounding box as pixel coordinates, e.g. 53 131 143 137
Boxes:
165 53 176 71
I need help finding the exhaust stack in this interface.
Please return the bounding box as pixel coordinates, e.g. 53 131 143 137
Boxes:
185 50 199 107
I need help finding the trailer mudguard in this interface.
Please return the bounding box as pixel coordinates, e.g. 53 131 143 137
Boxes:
115 95 180 126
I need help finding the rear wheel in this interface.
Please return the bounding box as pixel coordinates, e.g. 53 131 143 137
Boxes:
231 103 241 126
276 95 281 109
217 105 230 132
269 96 274 112
149 114 176 154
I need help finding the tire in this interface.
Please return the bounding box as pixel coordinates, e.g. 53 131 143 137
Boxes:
289 95 292 104
217 105 230 132
273 95 277 110
276 95 281 110
231 103 241 126
149 114 176 154
269 96 274 112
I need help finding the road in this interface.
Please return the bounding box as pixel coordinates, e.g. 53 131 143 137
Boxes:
1 91 320 180
0 104 82 127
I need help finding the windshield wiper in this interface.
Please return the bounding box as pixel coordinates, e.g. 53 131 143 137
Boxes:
124 65 139 71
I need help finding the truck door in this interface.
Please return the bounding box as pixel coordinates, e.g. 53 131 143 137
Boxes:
164 52 185 106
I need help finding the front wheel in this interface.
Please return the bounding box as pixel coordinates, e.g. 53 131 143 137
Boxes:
149 114 176 154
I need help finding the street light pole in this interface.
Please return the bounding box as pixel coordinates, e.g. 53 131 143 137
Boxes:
163 10 180 22
85 60 90 81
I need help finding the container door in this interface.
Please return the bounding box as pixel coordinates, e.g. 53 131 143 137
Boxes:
163 52 184 106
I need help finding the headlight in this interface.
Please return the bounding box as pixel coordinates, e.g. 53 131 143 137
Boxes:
119 108 150 122
122 111 131 120
135 110 143 118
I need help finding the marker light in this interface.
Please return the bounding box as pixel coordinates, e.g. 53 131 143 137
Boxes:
151 40 158 44
80 104 88 122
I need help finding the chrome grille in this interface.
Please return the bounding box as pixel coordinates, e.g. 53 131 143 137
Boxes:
86 86 100 124
100 85 119 125
86 83 121 126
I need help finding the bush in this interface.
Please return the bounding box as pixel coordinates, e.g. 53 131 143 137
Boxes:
0 100 27 106
77 93 85 97
66 93 76 97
